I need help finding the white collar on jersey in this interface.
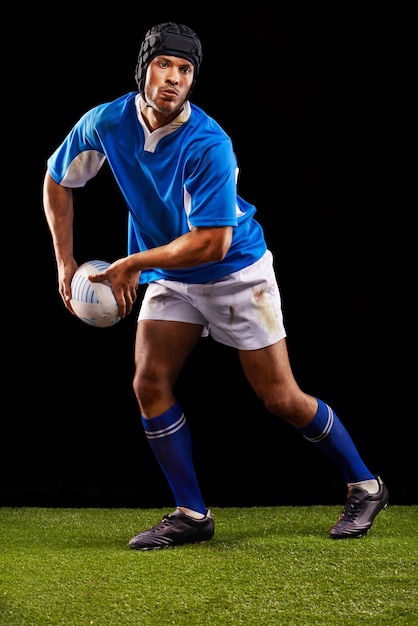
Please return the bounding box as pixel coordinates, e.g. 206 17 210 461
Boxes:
135 94 191 152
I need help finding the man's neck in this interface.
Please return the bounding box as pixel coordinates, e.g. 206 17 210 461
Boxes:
136 95 192 135
140 99 183 132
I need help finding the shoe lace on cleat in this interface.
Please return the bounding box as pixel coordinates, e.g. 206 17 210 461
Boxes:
149 514 174 532
339 495 365 523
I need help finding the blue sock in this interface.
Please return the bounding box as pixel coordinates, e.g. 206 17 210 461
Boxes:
141 402 207 515
299 398 375 483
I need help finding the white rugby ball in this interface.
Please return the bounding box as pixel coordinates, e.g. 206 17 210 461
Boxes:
70 260 120 328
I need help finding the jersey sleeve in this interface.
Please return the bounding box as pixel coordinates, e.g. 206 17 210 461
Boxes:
47 108 107 188
185 139 240 228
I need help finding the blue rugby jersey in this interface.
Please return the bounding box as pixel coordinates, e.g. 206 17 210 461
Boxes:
47 92 267 284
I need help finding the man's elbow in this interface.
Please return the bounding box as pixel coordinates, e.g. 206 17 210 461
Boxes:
192 226 233 262
212 227 233 260
214 240 231 261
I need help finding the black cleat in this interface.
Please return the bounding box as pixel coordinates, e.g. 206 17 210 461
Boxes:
329 475 389 539
129 509 215 550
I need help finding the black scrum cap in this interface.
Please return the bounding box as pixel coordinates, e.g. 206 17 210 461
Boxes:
135 22 203 98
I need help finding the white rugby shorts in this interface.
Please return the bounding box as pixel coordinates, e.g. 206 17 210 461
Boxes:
138 250 286 350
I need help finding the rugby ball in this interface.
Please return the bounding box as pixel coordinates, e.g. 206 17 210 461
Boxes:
70 260 120 328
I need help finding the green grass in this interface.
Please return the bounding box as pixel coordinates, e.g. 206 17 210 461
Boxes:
0 506 417 625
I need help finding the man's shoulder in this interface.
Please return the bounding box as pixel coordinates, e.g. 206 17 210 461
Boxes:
91 92 137 117
189 102 230 142
80 92 137 132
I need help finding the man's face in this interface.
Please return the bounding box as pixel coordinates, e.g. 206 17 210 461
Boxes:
144 55 195 115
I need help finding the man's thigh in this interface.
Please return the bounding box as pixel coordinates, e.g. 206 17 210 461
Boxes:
135 319 204 381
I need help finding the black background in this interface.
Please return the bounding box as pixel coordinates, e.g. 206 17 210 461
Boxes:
3 1 416 507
